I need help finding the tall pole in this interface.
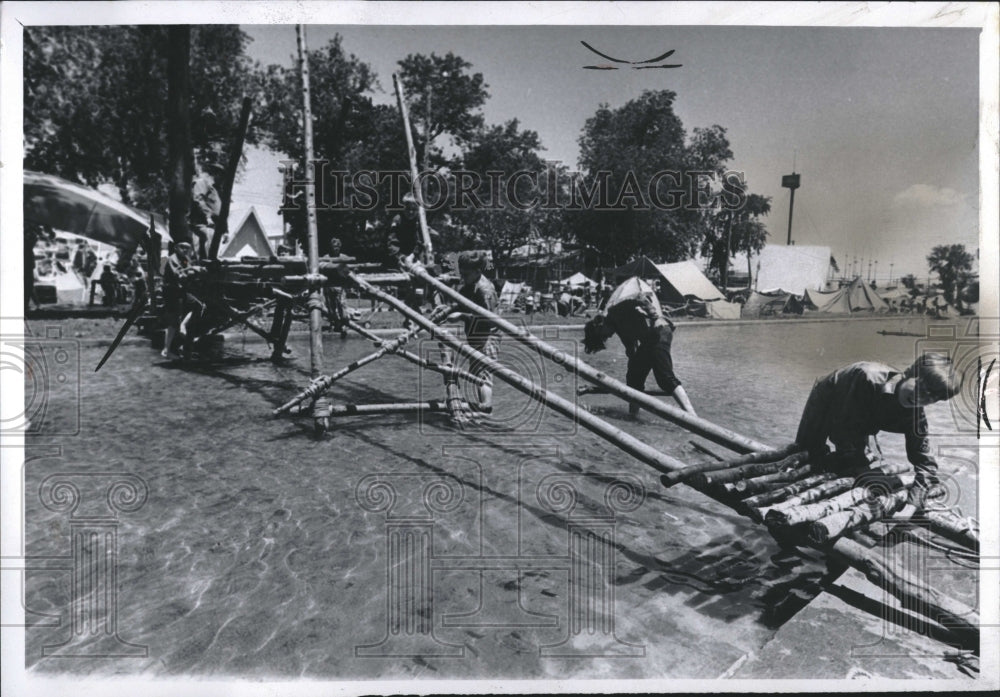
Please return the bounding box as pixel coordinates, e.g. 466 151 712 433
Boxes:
393 74 434 264
781 172 800 246
296 25 325 389
889 262 894 285
873 260 878 285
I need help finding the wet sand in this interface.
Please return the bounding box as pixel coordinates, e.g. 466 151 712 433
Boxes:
20 315 980 679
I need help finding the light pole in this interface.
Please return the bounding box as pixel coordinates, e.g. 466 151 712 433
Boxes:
781 172 800 245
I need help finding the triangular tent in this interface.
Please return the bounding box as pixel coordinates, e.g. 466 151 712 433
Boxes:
804 287 852 313
220 208 275 259
499 281 524 308
561 271 594 288
609 256 662 284
655 261 724 303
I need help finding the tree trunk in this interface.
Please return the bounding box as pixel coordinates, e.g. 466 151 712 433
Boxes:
166 26 192 246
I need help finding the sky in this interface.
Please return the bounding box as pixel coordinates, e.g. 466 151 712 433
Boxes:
233 24 980 280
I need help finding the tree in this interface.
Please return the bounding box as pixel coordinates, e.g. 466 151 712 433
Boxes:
395 52 489 169
25 26 262 212
574 90 740 265
454 119 551 272
900 273 919 297
927 244 974 311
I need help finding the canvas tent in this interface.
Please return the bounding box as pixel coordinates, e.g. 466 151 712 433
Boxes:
703 299 742 320
804 277 888 313
499 281 525 309
742 291 800 317
736 245 832 296
609 256 663 284
655 261 724 304
560 271 594 288
34 268 86 305
219 208 275 259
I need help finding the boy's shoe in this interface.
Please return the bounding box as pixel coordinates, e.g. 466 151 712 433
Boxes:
160 349 181 361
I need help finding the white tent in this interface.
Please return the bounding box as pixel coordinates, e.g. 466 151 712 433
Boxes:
560 271 594 288
734 245 832 296
499 281 524 308
654 261 724 303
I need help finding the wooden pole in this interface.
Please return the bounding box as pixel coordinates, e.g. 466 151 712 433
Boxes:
296 25 327 427
350 272 690 475
306 401 452 417
345 320 486 386
209 96 253 260
405 262 771 455
695 451 809 487
392 74 434 264
829 536 980 639
660 443 800 487
274 315 443 415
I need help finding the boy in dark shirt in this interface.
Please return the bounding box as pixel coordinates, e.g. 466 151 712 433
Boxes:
583 277 697 417
795 353 963 504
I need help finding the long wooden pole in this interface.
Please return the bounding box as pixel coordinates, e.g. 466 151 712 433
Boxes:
405 262 770 454
296 25 326 398
350 272 689 475
392 73 434 263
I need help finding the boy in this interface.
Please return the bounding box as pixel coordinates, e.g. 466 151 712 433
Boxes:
795 353 963 504
454 251 500 413
583 277 697 417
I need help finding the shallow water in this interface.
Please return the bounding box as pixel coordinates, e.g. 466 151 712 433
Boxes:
21 315 982 678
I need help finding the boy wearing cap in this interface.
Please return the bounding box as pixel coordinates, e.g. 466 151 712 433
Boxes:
454 251 500 412
795 353 963 504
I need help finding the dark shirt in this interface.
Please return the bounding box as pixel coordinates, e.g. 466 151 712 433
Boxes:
386 213 421 261
605 292 671 357
459 274 498 348
795 361 937 481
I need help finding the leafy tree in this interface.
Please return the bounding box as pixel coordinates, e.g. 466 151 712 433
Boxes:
453 119 552 272
927 244 974 311
574 90 741 265
395 52 489 169
900 273 920 297
24 26 261 211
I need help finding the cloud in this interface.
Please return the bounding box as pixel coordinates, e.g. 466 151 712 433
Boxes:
891 184 967 209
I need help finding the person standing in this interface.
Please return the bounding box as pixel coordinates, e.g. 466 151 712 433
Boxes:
453 251 500 413
583 278 697 417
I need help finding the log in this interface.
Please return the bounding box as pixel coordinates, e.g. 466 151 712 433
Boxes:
768 473 914 527
660 443 800 487
726 464 816 497
579 385 673 396
829 537 980 640
407 262 772 455
809 490 909 544
696 451 809 487
393 74 434 263
740 473 838 511
755 477 856 520
922 509 979 552
288 401 453 417
350 273 690 475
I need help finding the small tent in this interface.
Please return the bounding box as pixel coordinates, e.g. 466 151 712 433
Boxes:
609 256 662 284
804 277 888 313
219 208 275 259
499 281 524 309
655 261 724 304
560 271 594 288
35 267 87 304
743 290 798 317
703 299 741 320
